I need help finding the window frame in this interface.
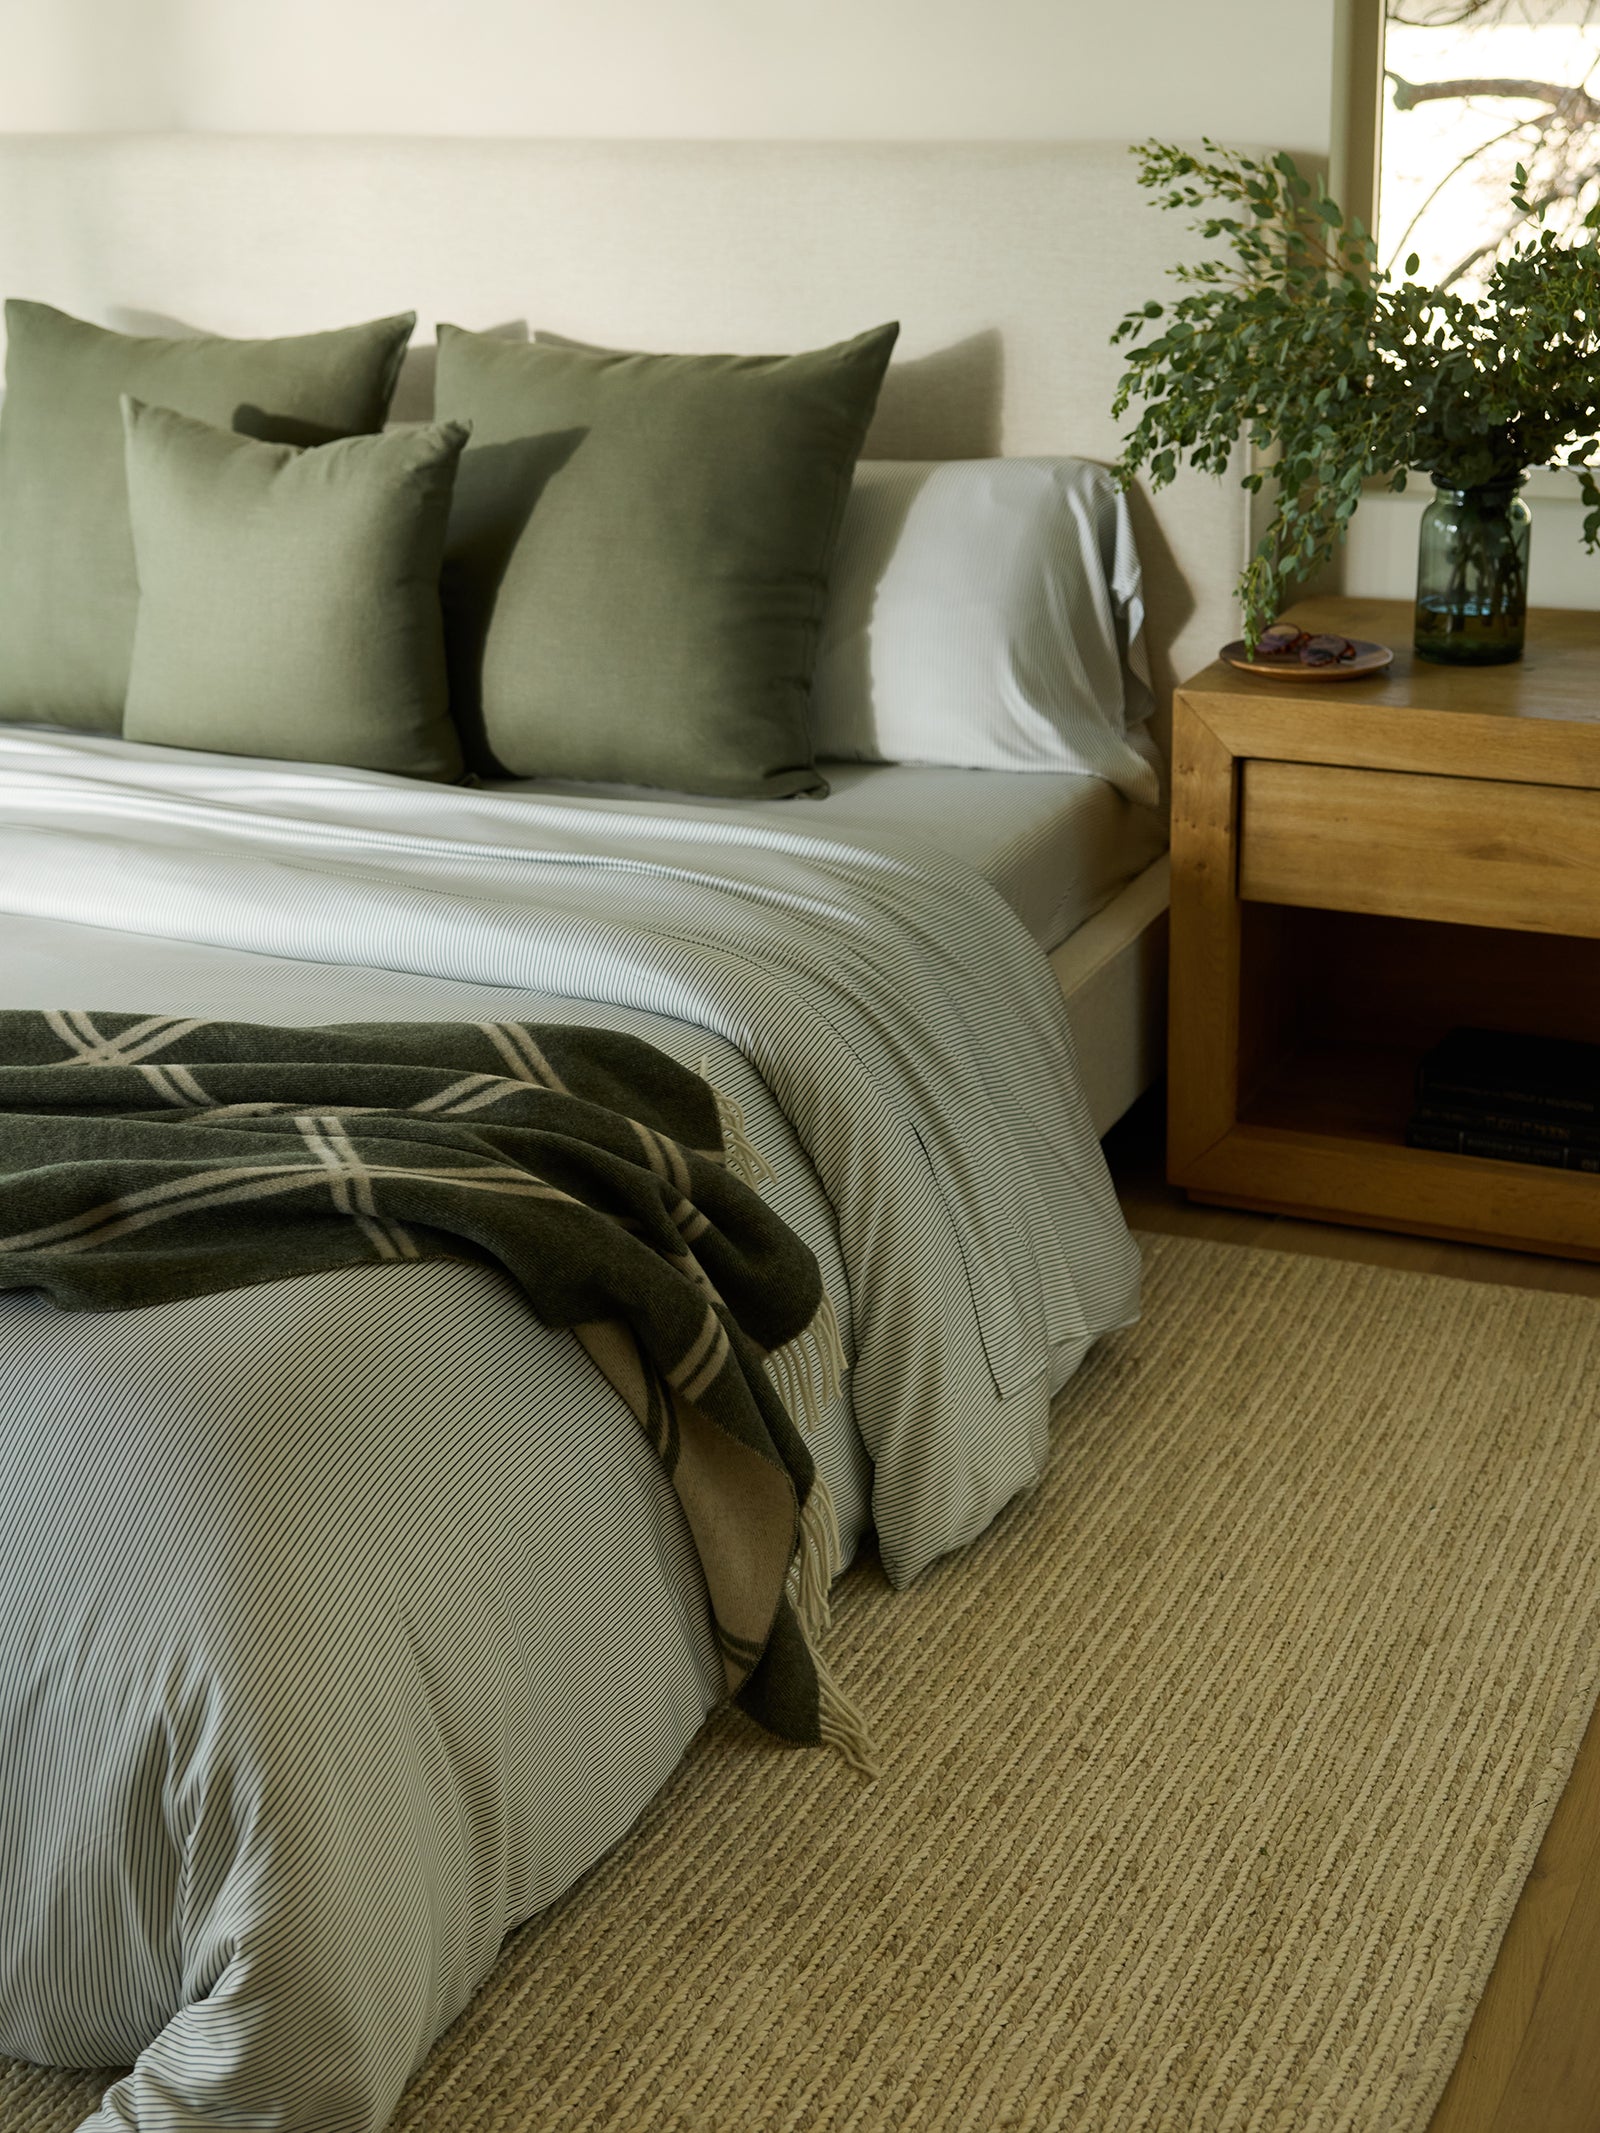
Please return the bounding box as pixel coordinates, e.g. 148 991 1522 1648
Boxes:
1332 0 1387 239
1344 0 1593 487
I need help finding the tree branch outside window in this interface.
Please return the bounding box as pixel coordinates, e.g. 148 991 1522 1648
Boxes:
1381 0 1600 293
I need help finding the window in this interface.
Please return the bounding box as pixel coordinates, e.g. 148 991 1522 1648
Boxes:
1378 0 1600 297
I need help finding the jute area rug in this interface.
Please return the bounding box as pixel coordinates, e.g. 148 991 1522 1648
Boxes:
9 1232 1600 2132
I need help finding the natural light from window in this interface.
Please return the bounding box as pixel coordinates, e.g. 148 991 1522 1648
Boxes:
1379 0 1600 297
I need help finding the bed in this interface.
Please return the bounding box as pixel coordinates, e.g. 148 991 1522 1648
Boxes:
0 136 1248 2133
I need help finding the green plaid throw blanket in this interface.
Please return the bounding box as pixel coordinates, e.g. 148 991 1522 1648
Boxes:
0 1010 867 1767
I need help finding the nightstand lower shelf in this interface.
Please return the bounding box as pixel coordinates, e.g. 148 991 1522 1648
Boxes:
1181 1037 1600 1262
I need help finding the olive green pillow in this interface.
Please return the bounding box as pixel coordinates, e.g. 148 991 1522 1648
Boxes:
433 321 899 796
120 399 468 781
0 300 416 733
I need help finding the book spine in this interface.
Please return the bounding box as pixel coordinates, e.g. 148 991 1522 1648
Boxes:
1406 1123 1600 1172
1411 1100 1600 1151
1414 1071 1600 1122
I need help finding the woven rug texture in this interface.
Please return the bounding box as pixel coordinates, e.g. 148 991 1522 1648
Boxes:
6 1231 1600 2132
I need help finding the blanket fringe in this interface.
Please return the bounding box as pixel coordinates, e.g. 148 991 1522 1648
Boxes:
765 1288 847 1434
702 1071 776 1189
695 1058 871 1774
814 1645 880 1780
788 1468 877 1779
793 1472 842 1639
700 1064 851 1440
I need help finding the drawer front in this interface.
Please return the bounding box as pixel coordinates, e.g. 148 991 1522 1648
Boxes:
1238 760 1600 937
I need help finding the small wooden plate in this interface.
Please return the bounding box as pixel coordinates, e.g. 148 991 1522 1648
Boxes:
1220 637 1394 681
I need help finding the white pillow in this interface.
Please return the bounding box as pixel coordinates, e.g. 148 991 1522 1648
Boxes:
810 457 1161 806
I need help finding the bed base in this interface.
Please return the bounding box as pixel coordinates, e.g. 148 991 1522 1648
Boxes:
1053 853 1169 1139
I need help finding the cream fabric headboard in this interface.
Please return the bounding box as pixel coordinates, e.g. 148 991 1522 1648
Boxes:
0 133 1247 718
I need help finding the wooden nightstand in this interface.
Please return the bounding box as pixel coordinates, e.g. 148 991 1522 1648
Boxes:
1167 594 1600 1262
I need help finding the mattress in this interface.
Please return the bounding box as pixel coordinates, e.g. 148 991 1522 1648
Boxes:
498 760 1169 954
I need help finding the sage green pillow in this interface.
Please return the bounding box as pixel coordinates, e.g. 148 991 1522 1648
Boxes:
0 300 416 733
120 399 468 781
433 321 899 796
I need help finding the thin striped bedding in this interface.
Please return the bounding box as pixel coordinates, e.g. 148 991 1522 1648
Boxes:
0 726 1140 2133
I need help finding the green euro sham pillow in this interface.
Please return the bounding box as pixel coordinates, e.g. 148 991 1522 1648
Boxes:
432 320 899 796
0 300 416 732
120 399 468 781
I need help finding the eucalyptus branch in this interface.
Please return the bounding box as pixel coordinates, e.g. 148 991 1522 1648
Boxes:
1112 140 1600 652
1438 175 1573 285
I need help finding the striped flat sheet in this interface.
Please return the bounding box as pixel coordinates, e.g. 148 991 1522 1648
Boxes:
0 727 1139 2133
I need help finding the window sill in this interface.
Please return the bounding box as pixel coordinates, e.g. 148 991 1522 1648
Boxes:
1361 467 1593 502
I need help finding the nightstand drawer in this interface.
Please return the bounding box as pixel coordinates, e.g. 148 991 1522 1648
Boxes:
1238 759 1600 938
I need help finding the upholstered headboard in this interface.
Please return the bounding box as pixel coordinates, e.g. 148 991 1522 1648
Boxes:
0 133 1247 716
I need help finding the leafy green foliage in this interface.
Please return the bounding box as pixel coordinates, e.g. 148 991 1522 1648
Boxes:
1111 141 1600 649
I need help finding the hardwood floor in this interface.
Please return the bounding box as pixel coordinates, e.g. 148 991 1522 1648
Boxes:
1104 1089 1600 2132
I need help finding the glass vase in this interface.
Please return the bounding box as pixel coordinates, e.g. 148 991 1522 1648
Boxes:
1413 475 1531 665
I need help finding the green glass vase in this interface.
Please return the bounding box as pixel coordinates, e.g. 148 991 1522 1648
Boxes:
1413 475 1531 666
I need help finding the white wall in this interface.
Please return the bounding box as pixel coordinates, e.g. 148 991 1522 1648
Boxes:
1346 474 1600 612
8 0 1587 608
0 0 1334 151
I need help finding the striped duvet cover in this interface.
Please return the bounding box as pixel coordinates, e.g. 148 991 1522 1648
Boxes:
0 728 1139 2132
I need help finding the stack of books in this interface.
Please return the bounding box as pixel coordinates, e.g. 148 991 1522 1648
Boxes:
1406 1027 1600 1174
